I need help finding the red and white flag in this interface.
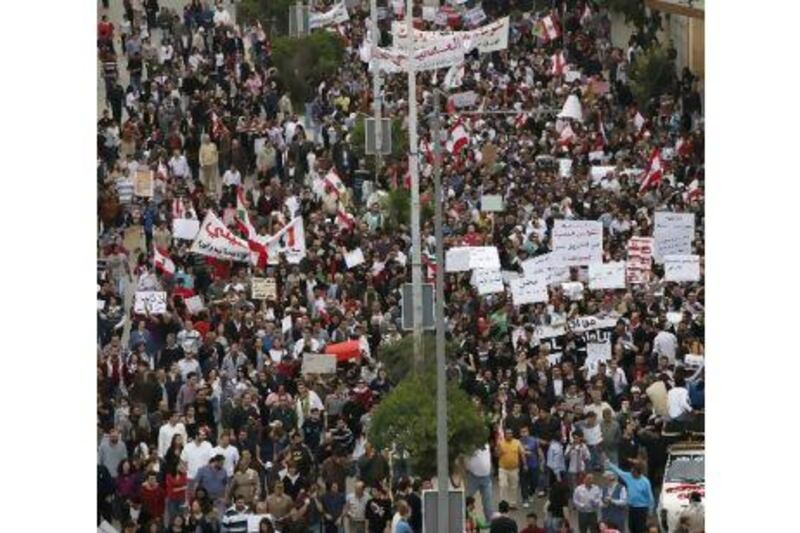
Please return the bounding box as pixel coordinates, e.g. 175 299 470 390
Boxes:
323 168 347 199
683 178 703 202
336 206 356 231
633 111 646 133
153 247 175 277
550 51 566 77
540 14 561 42
172 198 186 219
638 148 664 193
514 112 530 129
447 120 469 154
558 123 576 146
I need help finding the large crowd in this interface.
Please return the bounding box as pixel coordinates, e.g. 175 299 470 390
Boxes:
97 1 705 532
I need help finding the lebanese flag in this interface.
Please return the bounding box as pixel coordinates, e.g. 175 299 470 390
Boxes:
172 198 186 219
235 187 256 238
633 111 646 133
443 63 464 89
558 123 576 146
337 206 356 231
638 148 664 193
550 51 566 77
420 139 435 165
540 14 561 42
447 120 469 154
323 168 346 199
514 112 530 129
211 112 226 141
683 178 703 202
153 247 175 277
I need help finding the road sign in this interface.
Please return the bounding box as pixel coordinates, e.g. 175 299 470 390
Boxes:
365 118 392 155
401 282 434 330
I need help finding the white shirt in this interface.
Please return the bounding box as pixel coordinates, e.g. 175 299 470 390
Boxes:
177 357 201 381
181 440 213 479
169 155 190 178
653 330 678 363
223 169 242 187
667 387 693 419
211 444 240 477
177 329 202 354
213 9 232 27
465 445 492 477
158 422 187 458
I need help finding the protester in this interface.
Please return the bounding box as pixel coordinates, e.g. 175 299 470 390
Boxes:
97 1 704 530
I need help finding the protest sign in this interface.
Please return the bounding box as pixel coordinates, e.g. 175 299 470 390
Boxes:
463 6 487 27
564 70 582 83
561 281 584 301
185 295 204 314
664 255 701 282
451 90 478 108
309 2 349 30
626 237 654 285
445 247 471 272
509 276 548 306
480 194 504 212
533 315 618 363
654 212 695 263
558 158 573 178
190 211 252 263
97 300 105 311
391 16 509 54
134 169 154 197
551 220 603 267
282 315 293 333
501 270 521 283
588 262 626 290
373 37 466 73
301 353 338 375
134 291 167 314
590 165 616 183
521 252 571 287
471 269 504 295
467 247 501 270
585 341 612 371
172 218 200 240
251 277 277 300
344 248 366 269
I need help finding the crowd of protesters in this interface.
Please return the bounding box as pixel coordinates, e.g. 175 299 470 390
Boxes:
97 1 704 532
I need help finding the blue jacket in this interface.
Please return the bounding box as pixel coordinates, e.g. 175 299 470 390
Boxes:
607 462 654 510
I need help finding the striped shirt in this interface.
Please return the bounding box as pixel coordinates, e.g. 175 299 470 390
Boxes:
220 506 249 532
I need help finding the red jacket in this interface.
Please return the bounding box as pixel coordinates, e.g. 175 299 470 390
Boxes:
165 473 188 503
139 483 165 519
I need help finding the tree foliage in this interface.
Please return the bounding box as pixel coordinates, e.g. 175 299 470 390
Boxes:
270 32 346 106
629 46 675 108
378 333 457 384
237 0 294 36
368 371 489 479
603 0 648 29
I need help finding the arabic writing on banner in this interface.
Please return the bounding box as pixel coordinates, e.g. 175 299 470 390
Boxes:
134 291 167 314
309 2 349 30
172 218 200 240
520 252 571 287
471 269 504 295
530 315 619 363
654 212 695 263
301 353 338 375
134 170 154 197
184 295 204 314
445 246 501 272
463 6 487 27
510 275 549 306
251 277 277 300
372 37 466 73
664 254 701 282
551 220 604 267
588 262 626 290
391 16 509 54
190 211 251 263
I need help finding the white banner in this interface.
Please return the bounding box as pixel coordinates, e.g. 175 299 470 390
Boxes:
446 246 500 271
626 237 654 285
309 2 349 30
373 37 466 73
134 291 167 314
271 217 307 264
251 277 277 300
588 262 626 289
462 6 487 27
345 248 366 269
567 315 618 333
664 254 701 282
301 353 338 375
585 341 612 371
185 295 205 314
391 16 509 54
190 211 251 263
450 90 478 108
551 220 604 267
471 269 504 295
510 276 549 306
521 252 571 287
654 212 695 263
445 247 471 272
561 281 584 301
172 218 200 240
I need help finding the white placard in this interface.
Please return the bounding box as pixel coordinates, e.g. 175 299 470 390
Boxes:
626 237 654 285
564 70 582 83
551 220 603 267
585 341 612 370
480 194 504 212
510 276 549 306
345 248 366 269
666 311 683 324
185 295 205 314
468 247 501 270
309 2 349 30
301 353 338 375
282 315 293 333
590 166 616 183
664 254 701 282
190 211 251 263
172 218 200 240
451 90 478 108
471 269 504 295
251 277 277 300
558 158 573 178
561 281 584 301
445 247 471 272
134 291 167 314
501 270 521 283
654 212 695 263
588 262 626 290
567 315 618 333
97 300 106 311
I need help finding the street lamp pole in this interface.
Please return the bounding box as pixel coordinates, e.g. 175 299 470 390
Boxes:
370 0 383 174
432 88 449 533
406 0 424 370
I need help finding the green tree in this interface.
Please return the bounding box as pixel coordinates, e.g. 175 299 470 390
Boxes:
378 333 457 384
603 0 648 30
368 371 489 479
237 0 294 36
270 31 345 106
629 45 675 108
